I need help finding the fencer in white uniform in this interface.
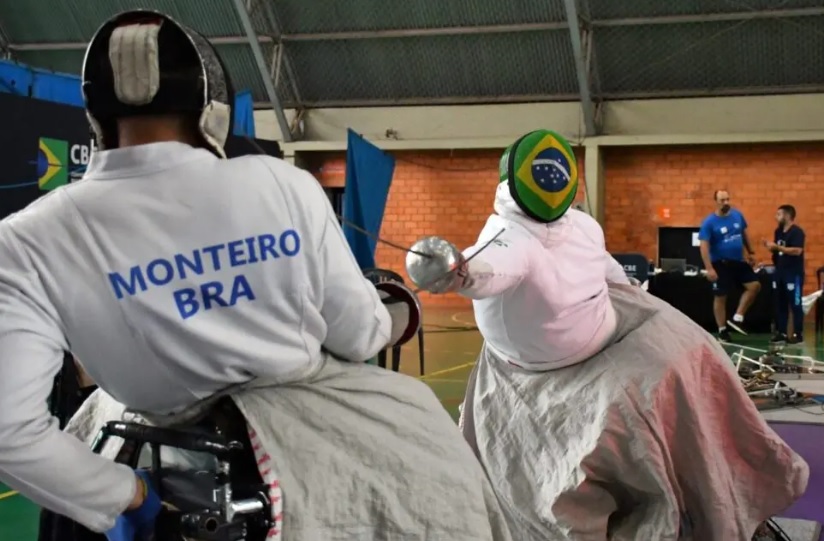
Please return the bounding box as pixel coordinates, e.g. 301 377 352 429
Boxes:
0 11 512 541
408 130 808 540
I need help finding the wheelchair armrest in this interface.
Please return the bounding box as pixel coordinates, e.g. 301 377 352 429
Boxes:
100 421 242 459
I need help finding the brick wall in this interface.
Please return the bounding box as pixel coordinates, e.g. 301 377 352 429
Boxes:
604 143 824 293
308 149 587 306
307 142 824 305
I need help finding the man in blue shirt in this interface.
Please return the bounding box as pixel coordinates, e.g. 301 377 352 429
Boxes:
698 190 760 342
765 205 806 345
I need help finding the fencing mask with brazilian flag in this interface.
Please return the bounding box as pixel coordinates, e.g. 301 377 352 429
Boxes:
82 10 234 158
500 129 579 223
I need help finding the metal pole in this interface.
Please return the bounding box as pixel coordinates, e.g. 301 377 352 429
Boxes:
562 0 597 136
280 22 566 42
257 0 304 107
592 7 824 27
8 35 272 51
230 0 293 142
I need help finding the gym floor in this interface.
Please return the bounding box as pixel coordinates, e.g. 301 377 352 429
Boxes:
0 307 819 540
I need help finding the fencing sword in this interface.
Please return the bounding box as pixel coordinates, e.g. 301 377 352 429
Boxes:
242 136 504 288
407 229 506 294
337 215 432 259
242 137 431 258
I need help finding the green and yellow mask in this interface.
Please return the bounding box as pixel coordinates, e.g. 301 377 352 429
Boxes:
499 129 578 223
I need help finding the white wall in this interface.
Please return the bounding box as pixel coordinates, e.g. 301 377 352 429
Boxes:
253 93 824 152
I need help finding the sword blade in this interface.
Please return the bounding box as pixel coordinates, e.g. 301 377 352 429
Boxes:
242 136 431 258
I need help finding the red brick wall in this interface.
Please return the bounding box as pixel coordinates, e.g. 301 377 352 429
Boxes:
307 142 824 305
308 149 587 306
604 143 824 293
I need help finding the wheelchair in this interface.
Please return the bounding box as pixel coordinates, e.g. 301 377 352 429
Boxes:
39 277 423 541
39 399 273 541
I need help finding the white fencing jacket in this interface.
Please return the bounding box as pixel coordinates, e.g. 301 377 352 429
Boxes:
459 183 621 371
0 142 391 531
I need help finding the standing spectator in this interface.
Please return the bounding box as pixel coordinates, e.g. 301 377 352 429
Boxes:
698 189 760 342
764 205 806 344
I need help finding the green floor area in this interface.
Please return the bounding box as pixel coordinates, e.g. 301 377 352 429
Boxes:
719 326 823 358
0 482 38 541
2 309 820 540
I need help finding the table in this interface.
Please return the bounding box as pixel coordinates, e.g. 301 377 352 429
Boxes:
648 271 774 334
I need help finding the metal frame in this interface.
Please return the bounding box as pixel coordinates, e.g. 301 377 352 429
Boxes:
591 7 824 28
562 0 598 136
253 93 581 109
5 7 822 49
254 82 824 109
256 0 303 111
0 5 821 110
0 22 12 59
230 0 293 142
7 35 273 52
279 22 567 42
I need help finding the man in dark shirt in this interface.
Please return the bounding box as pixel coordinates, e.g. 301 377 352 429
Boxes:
765 205 806 344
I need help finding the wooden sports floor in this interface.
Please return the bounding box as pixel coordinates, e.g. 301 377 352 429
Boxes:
1 308 820 540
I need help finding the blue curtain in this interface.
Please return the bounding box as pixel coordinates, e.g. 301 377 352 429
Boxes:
342 129 395 269
31 69 83 106
0 60 257 135
233 89 255 137
0 61 33 95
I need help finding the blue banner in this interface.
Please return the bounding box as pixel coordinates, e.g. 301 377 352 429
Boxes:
233 89 255 137
31 69 84 106
0 60 257 136
0 92 280 221
342 130 395 269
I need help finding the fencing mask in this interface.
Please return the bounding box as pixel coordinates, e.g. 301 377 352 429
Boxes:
82 10 234 158
499 129 579 223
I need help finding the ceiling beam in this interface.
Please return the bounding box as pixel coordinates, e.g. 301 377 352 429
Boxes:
278 6 824 42
3 24 567 52
254 83 824 109
599 83 824 99
257 0 304 108
253 94 581 109
8 6 823 52
279 22 567 42
591 7 824 27
8 35 273 52
0 22 12 58
562 0 598 136
230 0 292 142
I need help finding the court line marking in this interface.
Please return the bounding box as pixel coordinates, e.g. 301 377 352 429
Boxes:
450 311 476 327
0 490 18 501
418 361 476 380
416 310 479 382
